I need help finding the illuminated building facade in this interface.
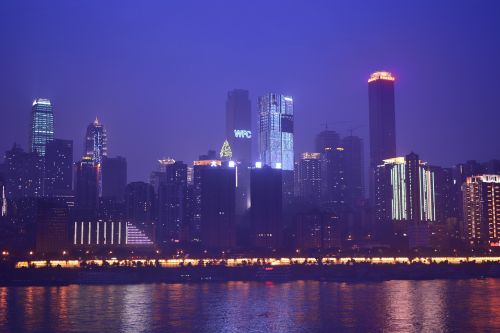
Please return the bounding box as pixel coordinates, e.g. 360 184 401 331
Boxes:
258 93 294 171
463 175 500 247
226 89 251 163
30 98 54 157
297 153 322 203
44 139 73 197
84 117 107 165
72 220 153 247
368 71 396 201
375 153 436 224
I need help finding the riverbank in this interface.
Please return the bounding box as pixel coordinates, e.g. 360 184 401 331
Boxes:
2 262 500 286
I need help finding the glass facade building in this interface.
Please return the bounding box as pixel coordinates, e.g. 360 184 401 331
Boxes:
258 93 294 171
30 98 54 157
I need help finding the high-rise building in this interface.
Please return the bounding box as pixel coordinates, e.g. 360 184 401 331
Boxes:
125 181 155 224
74 156 99 214
258 93 294 207
226 89 251 163
462 175 500 247
374 153 436 248
84 117 107 165
198 163 236 250
157 160 187 246
295 210 341 251
375 153 436 224
35 199 69 254
341 135 364 206
4 144 42 198
251 165 283 250
368 72 396 168
258 93 294 171
320 147 346 212
30 98 54 157
315 129 340 153
296 153 322 204
45 139 73 197
102 156 127 201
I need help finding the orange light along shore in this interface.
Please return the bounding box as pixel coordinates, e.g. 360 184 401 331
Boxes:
13 256 500 269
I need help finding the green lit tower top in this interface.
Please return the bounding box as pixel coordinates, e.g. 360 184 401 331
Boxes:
30 98 54 156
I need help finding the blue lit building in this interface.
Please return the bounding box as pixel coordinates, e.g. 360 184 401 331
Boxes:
84 117 107 165
30 98 54 157
258 93 294 171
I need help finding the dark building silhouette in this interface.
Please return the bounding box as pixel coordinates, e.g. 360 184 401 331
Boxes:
157 160 187 247
251 166 283 250
320 147 346 212
125 181 155 224
4 144 42 198
226 89 251 163
198 164 236 251
315 129 340 153
45 139 73 197
368 71 396 202
102 156 127 201
75 156 99 214
341 135 364 206
295 209 341 251
35 199 69 254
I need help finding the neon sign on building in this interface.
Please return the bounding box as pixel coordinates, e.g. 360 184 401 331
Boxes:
234 129 252 139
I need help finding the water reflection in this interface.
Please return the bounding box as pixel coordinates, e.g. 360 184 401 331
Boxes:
1 279 500 332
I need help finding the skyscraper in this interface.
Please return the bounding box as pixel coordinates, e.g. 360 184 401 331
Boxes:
296 152 322 204
375 153 436 224
463 175 500 247
258 93 294 207
258 93 294 171
84 117 107 165
157 160 187 246
45 139 73 197
75 156 99 214
368 71 396 168
315 129 340 153
4 144 42 198
368 71 396 204
251 165 283 250
341 135 364 206
226 89 251 163
30 98 54 157
102 156 127 201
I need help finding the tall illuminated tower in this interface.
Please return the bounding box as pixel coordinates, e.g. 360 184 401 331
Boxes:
84 117 107 165
30 98 54 157
368 71 396 168
258 93 294 170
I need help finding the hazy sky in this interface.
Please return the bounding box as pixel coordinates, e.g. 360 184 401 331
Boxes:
1 1 499 181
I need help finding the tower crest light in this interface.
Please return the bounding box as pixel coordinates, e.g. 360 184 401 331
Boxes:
368 71 395 83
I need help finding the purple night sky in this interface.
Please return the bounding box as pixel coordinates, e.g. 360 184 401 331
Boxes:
1 1 499 182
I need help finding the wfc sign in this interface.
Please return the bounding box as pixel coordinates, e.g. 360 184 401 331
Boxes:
234 129 252 139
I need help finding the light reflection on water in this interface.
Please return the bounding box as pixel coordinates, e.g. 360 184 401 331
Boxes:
1 279 500 332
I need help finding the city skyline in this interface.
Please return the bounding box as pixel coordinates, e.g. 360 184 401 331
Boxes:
1 2 500 181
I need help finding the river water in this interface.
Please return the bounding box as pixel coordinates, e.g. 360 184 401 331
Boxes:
1 279 500 332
